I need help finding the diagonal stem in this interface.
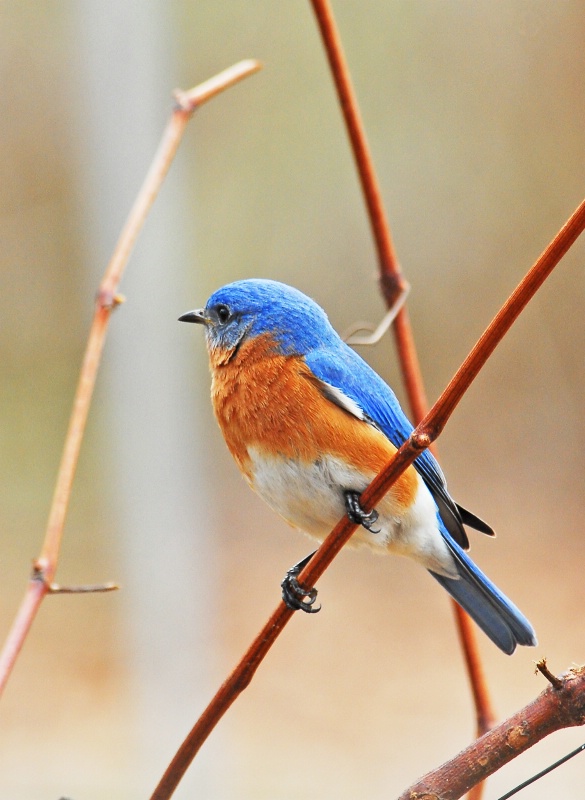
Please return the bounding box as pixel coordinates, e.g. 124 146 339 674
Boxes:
397 665 585 800
309 0 400 278
149 195 585 800
0 60 262 698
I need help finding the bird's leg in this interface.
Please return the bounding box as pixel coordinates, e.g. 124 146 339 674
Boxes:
344 490 381 533
281 550 321 614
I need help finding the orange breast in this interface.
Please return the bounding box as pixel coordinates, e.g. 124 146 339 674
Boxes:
209 334 418 512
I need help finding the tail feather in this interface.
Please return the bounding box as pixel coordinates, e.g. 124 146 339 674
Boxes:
430 531 537 655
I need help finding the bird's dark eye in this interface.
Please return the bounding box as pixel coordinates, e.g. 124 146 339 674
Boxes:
216 304 231 325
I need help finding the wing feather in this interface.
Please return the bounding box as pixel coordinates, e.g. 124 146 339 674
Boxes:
304 344 491 549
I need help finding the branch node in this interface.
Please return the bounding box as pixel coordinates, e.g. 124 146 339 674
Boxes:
379 269 408 309
31 562 47 585
506 722 530 750
172 60 262 116
536 658 564 690
411 430 432 451
30 562 119 595
96 288 125 311
172 88 195 114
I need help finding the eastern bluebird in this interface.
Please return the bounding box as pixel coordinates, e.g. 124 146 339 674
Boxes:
180 279 536 655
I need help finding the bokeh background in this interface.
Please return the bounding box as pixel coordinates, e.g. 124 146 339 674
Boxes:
1 2 584 798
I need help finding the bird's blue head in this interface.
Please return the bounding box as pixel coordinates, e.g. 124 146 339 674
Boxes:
179 279 337 360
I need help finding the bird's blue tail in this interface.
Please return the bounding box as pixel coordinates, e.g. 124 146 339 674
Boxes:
429 530 537 655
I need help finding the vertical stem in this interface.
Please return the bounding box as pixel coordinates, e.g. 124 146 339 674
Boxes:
391 307 430 426
308 0 495 747
309 0 400 280
454 605 496 733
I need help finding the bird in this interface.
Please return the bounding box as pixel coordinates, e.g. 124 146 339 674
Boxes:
179 278 536 655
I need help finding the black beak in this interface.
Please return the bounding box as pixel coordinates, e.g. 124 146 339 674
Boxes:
178 308 207 324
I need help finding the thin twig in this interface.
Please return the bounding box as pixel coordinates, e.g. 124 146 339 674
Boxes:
342 282 410 345
308 0 493 744
309 0 400 280
536 658 564 691
47 582 119 595
0 60 262 699
398 665 585 800
149 196 585 800
355 196 585 515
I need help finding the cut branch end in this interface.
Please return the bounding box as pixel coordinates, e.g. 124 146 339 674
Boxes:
536 659 564 690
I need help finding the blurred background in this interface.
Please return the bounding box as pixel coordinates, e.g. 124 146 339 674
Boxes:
1 2 584 798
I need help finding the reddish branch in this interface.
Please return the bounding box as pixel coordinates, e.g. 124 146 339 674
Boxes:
398 664 585 800
308 0 493 740
308 0 400 280
354 197 585 512
0 60 262 698
149 198 585 800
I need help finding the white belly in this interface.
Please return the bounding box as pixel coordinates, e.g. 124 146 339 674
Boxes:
247 447 457 577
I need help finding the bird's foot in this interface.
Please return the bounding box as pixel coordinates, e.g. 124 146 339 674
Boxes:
344 490 381 533
281 551 321 614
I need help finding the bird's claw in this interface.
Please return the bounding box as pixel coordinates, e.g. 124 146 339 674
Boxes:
344 490 381 533
281 554 321 614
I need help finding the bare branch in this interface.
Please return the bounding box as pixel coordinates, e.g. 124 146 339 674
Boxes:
536 658 564 691
148 196 585 800
47 582 119 595
398 665 585 800
308 0 493 742
0 60 261 698
173 59 262 112
342 282 410 346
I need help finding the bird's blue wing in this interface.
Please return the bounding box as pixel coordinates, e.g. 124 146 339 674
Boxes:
429 521 536 653
304 344 415 443
303 344 534 654
304 343 492 548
